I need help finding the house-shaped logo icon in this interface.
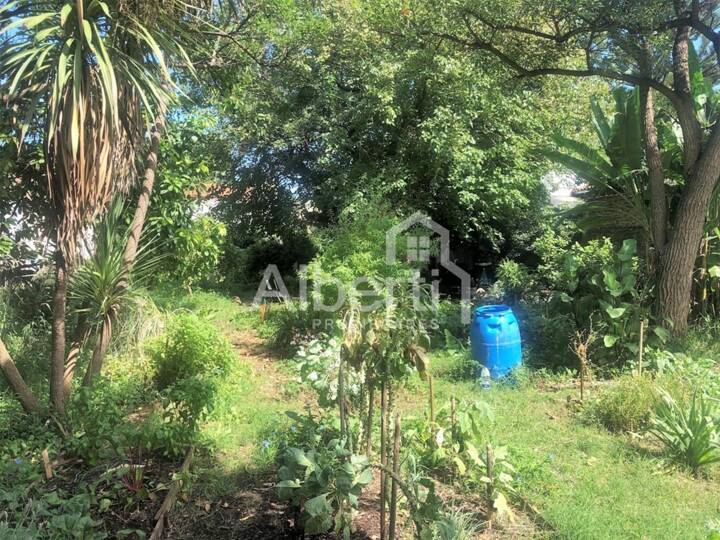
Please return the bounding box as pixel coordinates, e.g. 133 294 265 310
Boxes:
386 212 472 323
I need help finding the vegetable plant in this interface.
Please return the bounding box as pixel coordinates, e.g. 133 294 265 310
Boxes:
277 439 373 538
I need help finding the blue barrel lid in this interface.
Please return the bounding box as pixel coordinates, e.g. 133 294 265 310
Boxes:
474 304 513 317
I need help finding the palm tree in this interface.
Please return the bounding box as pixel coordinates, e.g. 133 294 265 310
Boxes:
0 0 205 414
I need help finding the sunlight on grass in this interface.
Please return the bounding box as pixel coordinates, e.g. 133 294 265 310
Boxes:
397 350 720 540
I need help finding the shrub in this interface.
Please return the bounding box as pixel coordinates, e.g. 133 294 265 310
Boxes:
137 375 217 459
649 389 720 475
588 375 657 432
259 301 329 356
293 337 362 408
277 440 372 537
496 259 533 303
65 377 145 464
431 299 468 347
151 313 234 389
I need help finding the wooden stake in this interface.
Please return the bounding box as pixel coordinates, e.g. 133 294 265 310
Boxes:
150 446 194 540
365 380 375 455
338 359 347 445
428 374 435 429
380 380 387 540
41 448 53 480
638 319 645 377
389 413 401 540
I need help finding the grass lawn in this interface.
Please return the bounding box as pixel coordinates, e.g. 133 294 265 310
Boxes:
157 291 719 538
394 351 720 539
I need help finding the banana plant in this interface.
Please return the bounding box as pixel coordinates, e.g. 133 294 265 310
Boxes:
544 78 691 245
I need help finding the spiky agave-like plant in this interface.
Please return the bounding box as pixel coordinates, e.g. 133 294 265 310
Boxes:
69 198 163 386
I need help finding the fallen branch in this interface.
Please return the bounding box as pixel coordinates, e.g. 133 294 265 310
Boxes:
149 446 194 540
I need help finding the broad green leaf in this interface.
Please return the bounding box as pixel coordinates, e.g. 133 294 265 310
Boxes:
605 306 626 319
604 334 619 348
304 494 331 517
618 239 637 262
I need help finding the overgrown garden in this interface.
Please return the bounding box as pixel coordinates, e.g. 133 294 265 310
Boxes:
1 1 720 539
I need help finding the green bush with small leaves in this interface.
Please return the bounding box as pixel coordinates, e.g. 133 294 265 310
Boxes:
151 313 234 390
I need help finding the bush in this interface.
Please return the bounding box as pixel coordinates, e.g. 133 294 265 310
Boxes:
431 299 468 347
496 259 533 304
517 303 576 370
139 377 217 458
67 385 129 464
588 375 657 432
277 440 372 536
293 337 362 408
151 313 234 389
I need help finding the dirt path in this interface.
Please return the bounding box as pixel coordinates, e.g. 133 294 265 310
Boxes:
164 318 536 539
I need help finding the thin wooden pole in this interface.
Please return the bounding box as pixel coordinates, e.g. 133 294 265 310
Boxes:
366 374 375 455
389 413 401 540
428 374 435 429
638 319 645 377
380 379 387 540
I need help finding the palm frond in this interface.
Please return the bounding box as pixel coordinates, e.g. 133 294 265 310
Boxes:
1 0 208 260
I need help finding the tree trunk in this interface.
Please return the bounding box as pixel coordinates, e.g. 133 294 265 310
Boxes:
82 113 165 380
63 310 90 400
657 129 720 333
50 249 67 414
82 316 112 387
672 13 702 174
124 114 165 267
0 337 41 414
638 46 668 252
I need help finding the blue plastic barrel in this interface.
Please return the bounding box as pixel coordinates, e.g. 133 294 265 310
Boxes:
470 305 522 379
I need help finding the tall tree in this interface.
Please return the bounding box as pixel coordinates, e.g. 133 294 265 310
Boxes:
420 0 720 333
0 0 205 413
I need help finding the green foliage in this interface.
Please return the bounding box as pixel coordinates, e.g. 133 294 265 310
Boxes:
649 389 720 475
429 509 481 540
277 439 372 538
553 238 666 363
173 216 227 290
71 199 163 333
0 458 102 539
496 259 533 303
587 375 657 432
258 300 329 356
142 376 217 458
151 313 234 390
293 337 362 408
223 235 315 289
149 113 227 289
66 381 132 465
645 349 720 402
432 299 469 347
404 398 494 480
0 316 51 388
305 200 413 288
